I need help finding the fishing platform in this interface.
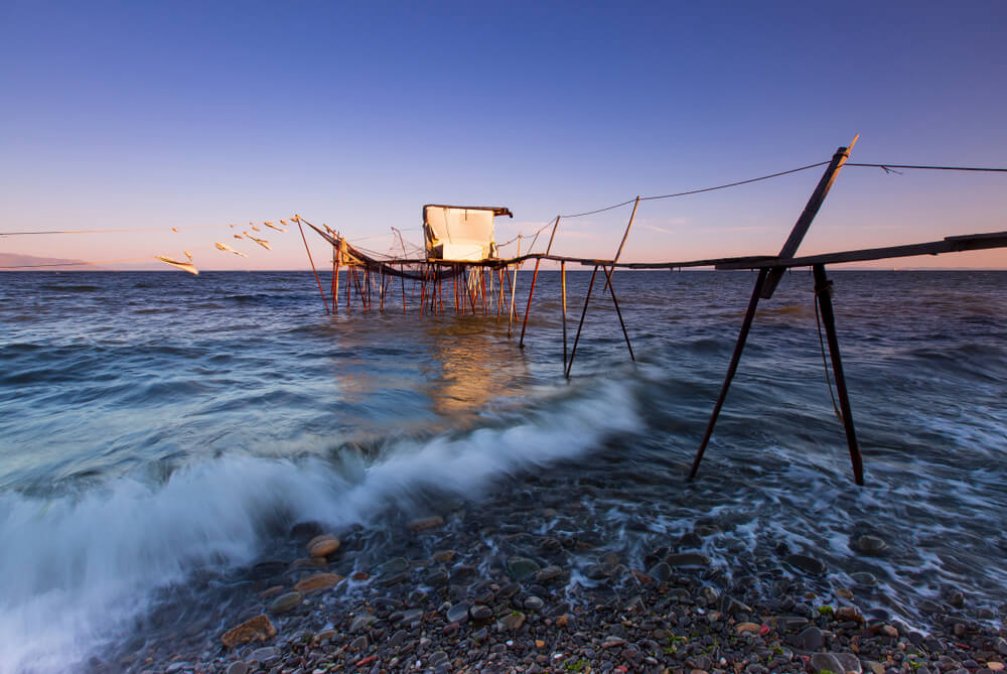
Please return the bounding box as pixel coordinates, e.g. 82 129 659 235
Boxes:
291 137 1006 487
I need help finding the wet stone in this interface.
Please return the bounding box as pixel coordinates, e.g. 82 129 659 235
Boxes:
350 614 378 632
793 625 824 651
523 596 545 612
307 534 341 558
534 566 565 584
221 614 276 649
249 561 287 580
446 602 471 624
665 553 711 568
294 572 343 594
225 662 247 674
249 647 277 664
268 591 303 614
506 556 541 581
853 534 889 555
431 549 456 563
784 553 827 575
469 604 494 621
647 562 672 583
408 515 445 532
498 611 526 631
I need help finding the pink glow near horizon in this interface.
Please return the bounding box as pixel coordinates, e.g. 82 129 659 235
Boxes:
2 3 1005 271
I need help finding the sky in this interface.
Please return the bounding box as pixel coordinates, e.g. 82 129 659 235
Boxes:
1 0 1006 270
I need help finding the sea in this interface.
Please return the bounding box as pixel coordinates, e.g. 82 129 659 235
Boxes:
1 269 1005 673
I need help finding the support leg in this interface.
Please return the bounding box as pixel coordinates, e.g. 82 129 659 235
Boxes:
601 266 635 362
565 265 600 378
689 269 769 480
813 264 865 485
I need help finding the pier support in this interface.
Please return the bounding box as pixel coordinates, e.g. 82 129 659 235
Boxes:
813 264 865 485
689 268 768 480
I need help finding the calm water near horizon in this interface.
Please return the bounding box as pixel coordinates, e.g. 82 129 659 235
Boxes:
1 270 1005 673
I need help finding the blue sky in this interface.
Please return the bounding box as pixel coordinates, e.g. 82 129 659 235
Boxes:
2 1 1006 268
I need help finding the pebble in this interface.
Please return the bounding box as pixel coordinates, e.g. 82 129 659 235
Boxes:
793 625 824 651
469 604 494 621
523 596 545 612
220 614 276 649
498 611 526 631
249 647 277 664
810 652 862 674
836 606 864 623
853 534 889 555
665 552 711 568
294 572 343 594
784 553 827 575
225 662 247 674
408 515 445 532
431 549 456 563
268 591 303 614
534 565 565 584
647 561 672 583
735 622 760 635
506 556 541 580
446 602 471 624
350 614 378 633
306 534 341 558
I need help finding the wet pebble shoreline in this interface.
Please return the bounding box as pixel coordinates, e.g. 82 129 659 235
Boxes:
106 504 1007 674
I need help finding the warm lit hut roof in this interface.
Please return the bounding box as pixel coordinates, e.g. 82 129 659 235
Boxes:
422 204 513 262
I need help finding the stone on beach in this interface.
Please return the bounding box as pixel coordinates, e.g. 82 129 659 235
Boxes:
665 552 711 568
307 534 341 558
506 556 541 580
294 572 344 594
268 591 303 614
220 614 276 648
408 515 445 531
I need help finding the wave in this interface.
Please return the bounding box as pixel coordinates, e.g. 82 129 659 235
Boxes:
0 378 642 673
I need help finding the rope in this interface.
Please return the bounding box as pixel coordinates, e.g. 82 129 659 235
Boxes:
813 286 843 422
556 160 830 220
641 161 831 202
846 163 1007 173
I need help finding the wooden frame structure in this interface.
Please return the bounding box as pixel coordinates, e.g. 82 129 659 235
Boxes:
298 139 1007 485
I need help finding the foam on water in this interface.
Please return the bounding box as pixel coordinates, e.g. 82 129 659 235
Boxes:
0 379 641 674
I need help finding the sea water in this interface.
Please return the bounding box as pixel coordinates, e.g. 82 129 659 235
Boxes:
1 270 1005 672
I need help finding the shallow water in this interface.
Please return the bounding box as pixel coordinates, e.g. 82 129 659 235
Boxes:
1 270 1005 673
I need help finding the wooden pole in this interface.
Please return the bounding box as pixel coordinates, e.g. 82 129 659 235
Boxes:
561 261 568 370
813 264 865 485
297 218 330 314
519 216 561 348
761 135 859 299
601 265 635 361
689 268 769 480
565 265 600 378
508 236 522 337
332 241 341 315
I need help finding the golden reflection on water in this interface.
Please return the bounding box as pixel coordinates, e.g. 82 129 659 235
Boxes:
328 315 529 423
424 319 527 416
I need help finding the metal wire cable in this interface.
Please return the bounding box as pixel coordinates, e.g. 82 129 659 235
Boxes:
555 160 831 220
641 161 831 202
846 163 1007 173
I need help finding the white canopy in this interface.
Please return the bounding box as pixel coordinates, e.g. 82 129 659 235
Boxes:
423 204 512 262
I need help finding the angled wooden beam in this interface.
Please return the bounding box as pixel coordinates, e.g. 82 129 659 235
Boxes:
761 134 859 299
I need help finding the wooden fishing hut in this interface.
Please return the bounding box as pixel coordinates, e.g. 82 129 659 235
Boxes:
296 137 1007 487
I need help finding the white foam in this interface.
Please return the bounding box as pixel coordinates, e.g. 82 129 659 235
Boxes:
0 378 641 673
